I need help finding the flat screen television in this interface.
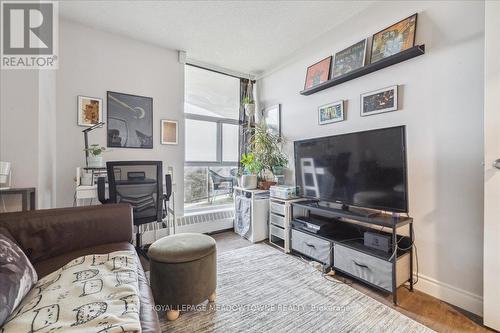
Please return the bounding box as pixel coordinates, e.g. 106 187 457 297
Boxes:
294 126 408 212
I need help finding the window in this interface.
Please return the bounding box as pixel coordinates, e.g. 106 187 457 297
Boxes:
184 65 240 211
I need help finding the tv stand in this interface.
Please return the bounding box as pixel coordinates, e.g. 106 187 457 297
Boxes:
341 204 380 218
290 200 414 305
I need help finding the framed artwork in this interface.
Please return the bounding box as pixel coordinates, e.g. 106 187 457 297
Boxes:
360 85 398 116
332 39 367 78
370 14 417 64
318 100 345 125
107 91 153 149
77 96 103 127
161 120 178 145
304 56 332 90
262 104 281 136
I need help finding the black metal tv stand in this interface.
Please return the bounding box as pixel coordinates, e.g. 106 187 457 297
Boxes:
290 200 414 305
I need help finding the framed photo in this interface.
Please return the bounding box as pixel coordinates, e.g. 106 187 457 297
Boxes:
161 120 178 145
304 56 332 90
360 85 398 116
262 104 281 136
318 100 345 125
107 91 153 149
77 95 103 127
370 14 417 64
332 39 367 78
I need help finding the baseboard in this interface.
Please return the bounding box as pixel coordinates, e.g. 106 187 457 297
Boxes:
176 218 234 234
414 273 483 317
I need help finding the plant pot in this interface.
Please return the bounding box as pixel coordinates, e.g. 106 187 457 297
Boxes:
88 155 104 168
258 180 277 190
272 166 284 175
240 174 257 189
244 103 255 118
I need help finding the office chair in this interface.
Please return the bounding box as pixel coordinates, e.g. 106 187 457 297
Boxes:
97 161 173 256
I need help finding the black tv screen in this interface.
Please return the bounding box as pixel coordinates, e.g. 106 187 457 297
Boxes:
294 126 408 212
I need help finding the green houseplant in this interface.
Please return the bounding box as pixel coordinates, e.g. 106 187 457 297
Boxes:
84 144 106 168
248 122 288 189
239 153 261 189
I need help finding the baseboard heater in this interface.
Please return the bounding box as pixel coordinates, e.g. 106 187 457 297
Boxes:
133 209 234 245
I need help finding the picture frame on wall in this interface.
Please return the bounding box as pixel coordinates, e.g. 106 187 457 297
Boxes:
262 104 281 136
161 120 178 145
360 85 398 116
332 39 367 78
318 100 345 125
304 56 332 90
77 95 103 127
107 91 153 149
370 14 417 64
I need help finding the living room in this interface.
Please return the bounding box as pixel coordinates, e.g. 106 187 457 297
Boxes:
0 1 498 332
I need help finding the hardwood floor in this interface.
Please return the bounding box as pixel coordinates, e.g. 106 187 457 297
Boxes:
209 231 493 333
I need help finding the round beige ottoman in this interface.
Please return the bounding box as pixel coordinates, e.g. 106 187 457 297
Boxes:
149 233 217 321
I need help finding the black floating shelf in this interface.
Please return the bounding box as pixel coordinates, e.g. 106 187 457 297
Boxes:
300 44 425 96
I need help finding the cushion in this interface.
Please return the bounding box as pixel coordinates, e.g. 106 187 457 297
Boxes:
148 233 216 263
0 232 38 327
1 251 141 333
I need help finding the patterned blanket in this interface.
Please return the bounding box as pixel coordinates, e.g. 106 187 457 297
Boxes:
1 251 141 333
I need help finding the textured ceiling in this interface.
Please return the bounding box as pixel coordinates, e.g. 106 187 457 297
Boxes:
60 1 373 75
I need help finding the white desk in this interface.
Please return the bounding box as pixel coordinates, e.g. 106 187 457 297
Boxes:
75 184 108 206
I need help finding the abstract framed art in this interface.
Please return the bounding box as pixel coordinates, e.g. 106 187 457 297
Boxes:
161 120 178 145
332 39 367 78
318 100 345 125
304 56 332 90
107 91 153 149
262 104 281 136
77 95 103 127
360 85 398 116
370 14 417 64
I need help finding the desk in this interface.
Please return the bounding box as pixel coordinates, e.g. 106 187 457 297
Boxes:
0 187 36 211
75 184 108 206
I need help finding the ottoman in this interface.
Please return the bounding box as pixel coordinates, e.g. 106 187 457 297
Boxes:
149 233 217 321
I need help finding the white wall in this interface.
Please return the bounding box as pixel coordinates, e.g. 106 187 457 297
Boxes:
483 0 500 329
56 20 185 213
258 1 484 315
0 71 39 211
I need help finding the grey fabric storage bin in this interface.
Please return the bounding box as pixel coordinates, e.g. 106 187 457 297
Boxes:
291 229 332 266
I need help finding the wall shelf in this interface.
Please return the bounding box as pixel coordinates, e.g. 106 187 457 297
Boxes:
300 44 425 96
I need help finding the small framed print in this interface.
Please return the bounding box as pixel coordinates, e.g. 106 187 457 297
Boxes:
77 95 103 127
304 56 332 90
361 85 398 116
318 100 345 125
161 120 178 145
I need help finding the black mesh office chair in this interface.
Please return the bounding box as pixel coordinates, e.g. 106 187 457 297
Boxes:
97 161 173 255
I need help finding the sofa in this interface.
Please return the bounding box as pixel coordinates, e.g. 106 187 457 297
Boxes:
0 203 161 333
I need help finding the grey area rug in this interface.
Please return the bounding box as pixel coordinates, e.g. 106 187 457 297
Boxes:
160 244 434 333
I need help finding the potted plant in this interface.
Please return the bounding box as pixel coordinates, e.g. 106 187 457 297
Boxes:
249 122 288 190
84 144 106 168
239 153 260 189
242 96 255 128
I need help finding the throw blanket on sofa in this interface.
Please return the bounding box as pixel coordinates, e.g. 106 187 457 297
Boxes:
1 251 141 333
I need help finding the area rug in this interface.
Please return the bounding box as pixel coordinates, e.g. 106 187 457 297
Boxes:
160 244 434 333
